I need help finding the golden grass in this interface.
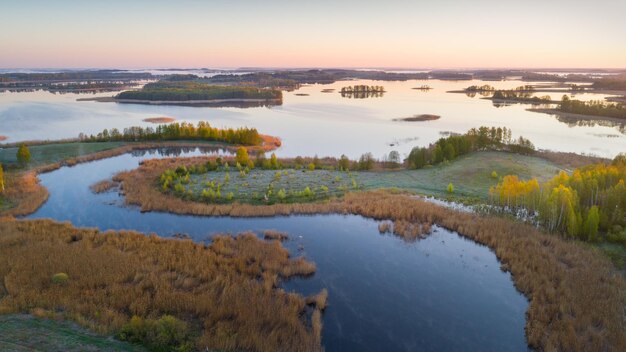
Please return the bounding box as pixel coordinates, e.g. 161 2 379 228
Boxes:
90 180 119 194
114 157 626 351
142 117 176 124
0 218 323 352
1 171 49 217
305 289 328 311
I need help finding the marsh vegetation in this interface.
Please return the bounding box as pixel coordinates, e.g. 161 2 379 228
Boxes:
0 219 323 351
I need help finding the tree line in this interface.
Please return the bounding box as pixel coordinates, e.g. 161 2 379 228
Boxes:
406 126 534 169
490 154 626 242
560 95 626 119
81 122 263 146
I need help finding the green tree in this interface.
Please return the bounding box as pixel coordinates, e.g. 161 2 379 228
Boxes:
17 144 31 165
583 206 600 242
444 143 456 161
358 153 375 170
277 188 287 201
308 163 316 171
235 147 250 167
447 183 454 193
338 154 350 171
270 153 280 169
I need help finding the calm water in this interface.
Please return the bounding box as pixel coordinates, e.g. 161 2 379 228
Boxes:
1 79 624 159
27 150 529 351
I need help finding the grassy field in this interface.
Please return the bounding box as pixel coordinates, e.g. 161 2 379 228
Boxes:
0 142 126 168
359 151 562 200
0 315 145 352
175 151 562 204
183 168 359 204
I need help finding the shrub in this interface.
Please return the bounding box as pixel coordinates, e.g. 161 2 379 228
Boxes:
447 183 454 193
51 272 69 285
117 315 194 352
491 171 498 179
308 163 316 171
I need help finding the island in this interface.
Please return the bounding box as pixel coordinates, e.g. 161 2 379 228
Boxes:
113 81 283 106
340 85 385 98
393 114 441 122
143 117 176 124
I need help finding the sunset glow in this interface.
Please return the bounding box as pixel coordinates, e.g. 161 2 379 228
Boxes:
1 0 625 69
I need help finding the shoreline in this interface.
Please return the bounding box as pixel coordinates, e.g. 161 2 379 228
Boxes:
528 108 626 123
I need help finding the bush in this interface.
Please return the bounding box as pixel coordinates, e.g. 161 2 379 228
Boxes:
117 315 194 352
51 272 69 285
447 183 454 193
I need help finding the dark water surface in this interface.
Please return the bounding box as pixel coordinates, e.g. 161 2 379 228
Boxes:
28 150 529 351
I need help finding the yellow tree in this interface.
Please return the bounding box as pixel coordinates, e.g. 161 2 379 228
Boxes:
0 163 5 192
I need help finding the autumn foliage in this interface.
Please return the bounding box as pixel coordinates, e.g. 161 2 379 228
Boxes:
490 156 626 240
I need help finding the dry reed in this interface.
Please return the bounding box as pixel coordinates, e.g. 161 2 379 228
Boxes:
0 218 322 352
90 180 119 194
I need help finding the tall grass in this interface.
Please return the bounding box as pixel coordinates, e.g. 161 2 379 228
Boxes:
0 218 323 351
115 157 626 350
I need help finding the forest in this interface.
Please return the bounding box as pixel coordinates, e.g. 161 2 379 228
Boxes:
591 74 626 90
559 95 626 119
83 122 263 146
490 154 626 242
405 126 535 169
116 81 282 101
491 86 552 103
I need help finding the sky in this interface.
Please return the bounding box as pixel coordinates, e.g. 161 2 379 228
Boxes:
1 0 625 69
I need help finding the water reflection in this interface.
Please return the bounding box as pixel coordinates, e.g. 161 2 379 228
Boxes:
340 90 385 99
1 79 624 158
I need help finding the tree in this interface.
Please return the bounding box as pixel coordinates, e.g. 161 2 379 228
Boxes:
0 163 4 193
583 206 600 242
255 151 266 168
235 147 250 167
338 155 350 171
447 183 454 193
444 143 456 161
387 150 401 168
358 153 375 170
270 153 280 169
17 144 31 165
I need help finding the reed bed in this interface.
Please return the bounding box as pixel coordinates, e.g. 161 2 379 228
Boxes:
115 157 626 351
0 218 323 352
0 171 48 217
263 230 290 241
90 180 119 194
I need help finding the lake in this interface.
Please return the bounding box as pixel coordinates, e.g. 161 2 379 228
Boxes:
27 149 530 351
1 79 624 159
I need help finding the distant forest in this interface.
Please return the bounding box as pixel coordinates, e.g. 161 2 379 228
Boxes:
117 81 282 101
